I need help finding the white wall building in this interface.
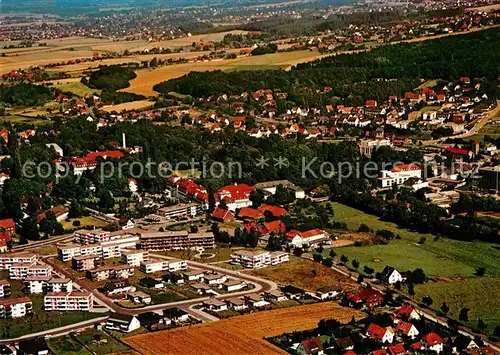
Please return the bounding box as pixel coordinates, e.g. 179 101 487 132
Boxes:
44 292 93 311
378 163 422 188
121 249 149 267
0 297 32 318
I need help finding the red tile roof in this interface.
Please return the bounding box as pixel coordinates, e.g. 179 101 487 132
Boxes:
422 332 443 346
264 220 286 234
211 208 235 221
391 163 421 173
445 146 471 156
215 184 252 203
0 219 15 230
388 343 406 355
397 304 415 317
395 321 415 335
301 229 324 239
367 323 388 340
372 349 388 355
238 207 264 220
258 204 289 217
300 336 323 354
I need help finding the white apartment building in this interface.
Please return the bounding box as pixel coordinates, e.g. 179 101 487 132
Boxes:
0 297 33 318
231 250 289 269
59 234 139 261
0 253 37 270
158 203 200 220
378 163 422 188
24 277 73 294
0 280 10 298
58 244 102 262
100 235 140 259
9 262 52 280
270 251 290 265
44 291 93 311
74 229 111 244
358 138 392 156
140 259 168 274
121 249 149 267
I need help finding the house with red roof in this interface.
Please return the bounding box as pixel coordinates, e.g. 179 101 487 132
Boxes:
397 304 421 321
296 336 324 355
286 229 330 248
366 323 394 343
387 343 406 355
215 184 253 211
395 320 419 339
0 219 15 234
444 146 473 159
237 207 264 222
378 163 422 188
210 208 235 222
371 349 388 355
264 220 286 235
258 204 289 218
359 288 383 307
422 333 444 353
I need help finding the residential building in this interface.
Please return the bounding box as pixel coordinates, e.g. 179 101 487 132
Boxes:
202 299 228 312
140 259 169 274
202 273 227 285
163 307 190 323
104 280 134 296
366 323 395 343
380 266 405 284
225 297 247 311
9 262 52 280
253 180 305 199
0 280 10 298
378 164 422 188
87 265 135 281
422 333 444 353
167 259 187 272
395 321 419 339
281 285 307 300
0 297 32 318
182 270 204 281
359 138 392 156
359 288 383 308
73 229 111 244
0 252 37 270
121 249 149 267
397 304 421 320
72 255 103 272
106 314 141 333
230 250 289 269
139 231 215 251
214 184 253 211
297 336 324 355
24 277 72 294
0 219 16 234
58 244 102 262
270 251 289 265
128 291 152 305
315 285 343 300
263 289 287 302
244 293 269 308
44 292 93 311
221 279 247 292
158 203 200 219
287 229 330 248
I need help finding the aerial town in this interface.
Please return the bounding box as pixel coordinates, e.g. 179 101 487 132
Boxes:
0 0 499 354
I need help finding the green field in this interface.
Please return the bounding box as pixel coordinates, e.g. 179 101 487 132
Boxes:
329 203 500 277
415 277 500 334
76 329 130 355
47 335 93 355
54 81 101 97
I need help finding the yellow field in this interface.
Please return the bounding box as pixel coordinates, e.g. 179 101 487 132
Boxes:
122 50 329 96
53 79 101 97
124 302 364 355
101 100 155 112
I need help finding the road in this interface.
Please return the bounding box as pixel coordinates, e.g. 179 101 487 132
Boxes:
12 233 74 252
421 100 500 146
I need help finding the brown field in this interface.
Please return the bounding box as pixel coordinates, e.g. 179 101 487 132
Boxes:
122 50 329 96
247 256 359 292
466 3 500 12
124 302 364 355
101 100 155 112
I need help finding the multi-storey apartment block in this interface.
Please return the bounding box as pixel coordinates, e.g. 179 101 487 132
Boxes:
86 265 135 282
121 249 149 267
158 203 200 220
0 280 11 298
230 250 289 269
9 262 52 280
73 229 111 244
0 297 32 318
24 277 73 294
0 252 37 270
44 291 93 311
139 231 215 251
72 255 104 272
58 244 102 262
60 234 140 261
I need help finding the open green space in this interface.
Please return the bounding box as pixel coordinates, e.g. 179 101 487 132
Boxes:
54 81 100 97
330 202 500 277
159 246 238 263
415 277 500 335
47 335 93 355
76 329 130 355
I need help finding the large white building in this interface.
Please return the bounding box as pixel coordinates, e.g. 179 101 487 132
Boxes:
0 297 33 318
214 184 253 211
59 233 139 261
0 280 10 298
0 253 37 270
121 249 149 267
9 262 52 280
230 250 289 269
359 138 392 156
140 258 187 274
24 277 73 294
44 291 93 311
378 163 422 188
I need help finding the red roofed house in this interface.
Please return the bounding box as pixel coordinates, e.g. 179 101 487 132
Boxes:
211 208 235 222
388 344 406 355
258 204 289 217
264 220 286 235
297 336 324 355
372 349 388 355
0 219 15 234
422 333 443 353
378 163 422 188
366 323 394 343
359 288 383 308
287 229 330 248
397 304 421 321
237 207 264 222
366 100 378 107
68 150 125 175
215 184 253 211
395 320 419 339
445 146 473 159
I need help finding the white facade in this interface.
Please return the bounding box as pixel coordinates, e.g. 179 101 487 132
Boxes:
9 262 52 280
0 297 32 318
121 250 149 267
387 270 404 284
106 315 141 333
44 292 93 311
0 253 37 270
379 164 422 188
231 250 289 269
359 138 392 156
140 259 168 274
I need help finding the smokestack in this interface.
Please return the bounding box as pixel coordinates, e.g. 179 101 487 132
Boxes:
122 133 126 148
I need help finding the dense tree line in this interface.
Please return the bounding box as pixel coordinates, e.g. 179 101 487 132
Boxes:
83 65 137 91
0 83 53 107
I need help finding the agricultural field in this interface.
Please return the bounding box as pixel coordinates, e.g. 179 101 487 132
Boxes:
414 277 500 334
122 50 328 96
101 100 154 113
247 256 358 292
124 302 364 355
53 79 100 97
329 202 500 277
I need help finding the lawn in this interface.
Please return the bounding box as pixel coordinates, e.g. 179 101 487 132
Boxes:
0 296 106 340
61 216 109 230
76 329 131 355
415 277 500 335
47 335 93 355
54 81 100 97
159 246 238 263
330 203 500 277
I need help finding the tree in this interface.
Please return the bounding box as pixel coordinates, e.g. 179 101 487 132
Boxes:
266 234 282 251
441 302 449 315
352 259 360 269
357 224 372 233
475 267 486 276
408 283 415 296
459 307 469 323
409 268 427 284
21 216 40 241
190 224 199 233
340 254 348 265
313 253 323 263
98 190 115 210
322 257 333 268
477 318 487 331
329 249 337 259
39 212 64 236
364 265 374 275
493 325 500 337
422 296 433 307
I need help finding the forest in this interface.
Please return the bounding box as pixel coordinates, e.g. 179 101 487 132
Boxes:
0 83 54 107
83 65 137 91
154 28 500 106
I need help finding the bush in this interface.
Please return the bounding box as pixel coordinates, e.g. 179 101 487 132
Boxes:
72 220 81 227
357 224 372 233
